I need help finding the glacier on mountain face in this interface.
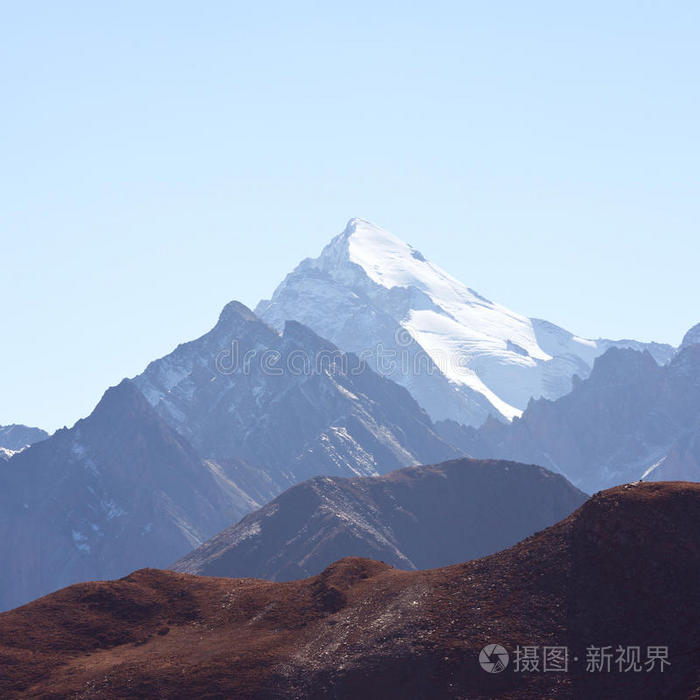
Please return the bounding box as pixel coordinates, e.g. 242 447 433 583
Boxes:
257 218 674 427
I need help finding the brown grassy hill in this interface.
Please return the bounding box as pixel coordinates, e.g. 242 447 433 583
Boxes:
0 482 698 699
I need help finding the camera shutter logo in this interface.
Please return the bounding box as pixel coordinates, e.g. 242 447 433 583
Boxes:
479 644 510 673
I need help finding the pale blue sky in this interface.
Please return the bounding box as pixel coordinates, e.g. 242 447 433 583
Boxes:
1 1 698 431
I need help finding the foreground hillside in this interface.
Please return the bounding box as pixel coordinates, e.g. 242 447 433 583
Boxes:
1 482 698 699
173 458 587 581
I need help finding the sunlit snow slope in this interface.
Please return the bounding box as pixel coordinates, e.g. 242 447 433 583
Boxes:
257 219 673 427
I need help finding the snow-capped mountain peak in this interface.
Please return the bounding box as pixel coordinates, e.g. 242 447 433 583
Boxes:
257 219 674 427
341 217 437 289
341 218 552 360
320 218 485 303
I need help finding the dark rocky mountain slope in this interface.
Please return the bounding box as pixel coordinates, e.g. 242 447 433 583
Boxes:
443 339 700 493
0 423 48 452
0 380 278 611
134 301 458 482
173 457 587 581
0 304 461 610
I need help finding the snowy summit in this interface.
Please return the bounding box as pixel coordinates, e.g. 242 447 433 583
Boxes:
257 218 673 426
